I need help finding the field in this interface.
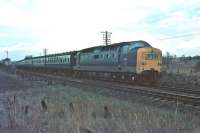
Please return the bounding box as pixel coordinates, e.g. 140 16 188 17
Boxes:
162 58 200 76
0 64 200 133
2 79 200 133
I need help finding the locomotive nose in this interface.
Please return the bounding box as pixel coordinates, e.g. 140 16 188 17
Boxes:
136 48 162 74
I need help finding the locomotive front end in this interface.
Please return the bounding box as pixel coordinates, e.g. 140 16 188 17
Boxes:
136 47 162 80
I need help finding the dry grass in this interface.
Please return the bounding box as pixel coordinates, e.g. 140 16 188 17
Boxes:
162 59 200 76
2 84 200 133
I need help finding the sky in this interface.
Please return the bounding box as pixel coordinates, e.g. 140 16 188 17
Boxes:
0 0 200 60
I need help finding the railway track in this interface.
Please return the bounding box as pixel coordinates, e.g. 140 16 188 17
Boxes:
156 84 200 96
16 70 200 110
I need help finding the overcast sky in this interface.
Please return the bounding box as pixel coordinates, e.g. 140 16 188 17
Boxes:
0 0 200 60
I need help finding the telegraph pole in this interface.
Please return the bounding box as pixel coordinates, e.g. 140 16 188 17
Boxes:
43 48 48 66
5 50 8 59
101 31 112 46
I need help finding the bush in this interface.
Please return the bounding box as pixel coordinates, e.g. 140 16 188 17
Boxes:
194 61 200 72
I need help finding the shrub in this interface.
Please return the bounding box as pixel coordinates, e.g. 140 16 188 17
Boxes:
194 61 200 72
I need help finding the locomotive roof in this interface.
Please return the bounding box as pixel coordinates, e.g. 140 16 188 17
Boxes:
81 40 151 53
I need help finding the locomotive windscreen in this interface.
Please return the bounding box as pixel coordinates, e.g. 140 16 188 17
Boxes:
145 52 158 60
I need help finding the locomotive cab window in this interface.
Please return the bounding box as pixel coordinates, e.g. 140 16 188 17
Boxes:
145 52 158 60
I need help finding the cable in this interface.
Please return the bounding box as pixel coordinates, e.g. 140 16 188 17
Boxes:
159 32 200 40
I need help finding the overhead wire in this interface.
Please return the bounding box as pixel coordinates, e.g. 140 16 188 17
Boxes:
159 32 200 40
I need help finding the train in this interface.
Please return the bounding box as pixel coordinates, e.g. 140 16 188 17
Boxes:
15 40 162 83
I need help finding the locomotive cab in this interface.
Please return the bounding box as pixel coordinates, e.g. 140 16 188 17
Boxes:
136 47 162 80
